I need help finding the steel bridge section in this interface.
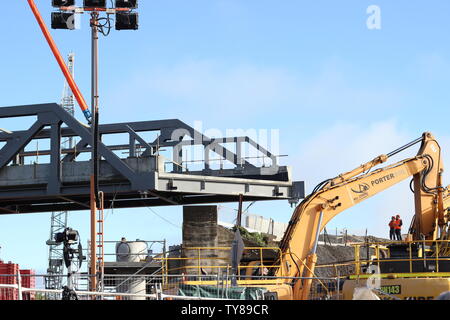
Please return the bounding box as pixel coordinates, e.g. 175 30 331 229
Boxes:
0 103 304 214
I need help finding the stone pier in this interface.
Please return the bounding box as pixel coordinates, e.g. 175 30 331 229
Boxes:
182 205 230 275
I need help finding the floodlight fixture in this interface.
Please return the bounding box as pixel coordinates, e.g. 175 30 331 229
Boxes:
115 12 139 30
54 228 79 244
52 0 75 7
51 12 76 30
115 0 138 9
83 0 106 8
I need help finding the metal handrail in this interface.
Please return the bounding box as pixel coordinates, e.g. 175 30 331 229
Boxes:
315 239 450 277
157 246 282 276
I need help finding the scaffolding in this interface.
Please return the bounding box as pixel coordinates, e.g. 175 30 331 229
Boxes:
45 212 67 292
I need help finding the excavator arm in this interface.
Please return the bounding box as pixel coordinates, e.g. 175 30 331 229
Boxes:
276 132 445 299
411 134 445 240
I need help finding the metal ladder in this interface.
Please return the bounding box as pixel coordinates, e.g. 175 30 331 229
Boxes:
96 192 105 292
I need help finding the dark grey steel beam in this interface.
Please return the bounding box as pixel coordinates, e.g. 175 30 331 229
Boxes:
47 121 62 195
0 120 45 168
0 103 303 215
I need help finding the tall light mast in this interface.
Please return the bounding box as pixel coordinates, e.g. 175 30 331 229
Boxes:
29 0 139 293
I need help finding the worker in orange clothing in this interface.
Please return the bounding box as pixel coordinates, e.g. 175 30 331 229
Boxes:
388 216 397 240
395 214 403 240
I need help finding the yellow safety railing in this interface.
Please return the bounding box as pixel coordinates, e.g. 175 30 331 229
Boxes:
314 239 450 279
154 246 283 279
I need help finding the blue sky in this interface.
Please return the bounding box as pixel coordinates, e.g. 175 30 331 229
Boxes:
1 0 450 271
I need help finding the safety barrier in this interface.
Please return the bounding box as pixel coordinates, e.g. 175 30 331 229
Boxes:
314 239 450 278
157 246 283 277
0 273 341 300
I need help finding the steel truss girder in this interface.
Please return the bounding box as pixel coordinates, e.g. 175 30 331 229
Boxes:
0 103 304 214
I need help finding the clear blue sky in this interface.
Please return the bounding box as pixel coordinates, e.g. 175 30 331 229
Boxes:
1 0 450 272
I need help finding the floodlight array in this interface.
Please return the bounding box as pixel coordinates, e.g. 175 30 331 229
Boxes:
51 0 139 31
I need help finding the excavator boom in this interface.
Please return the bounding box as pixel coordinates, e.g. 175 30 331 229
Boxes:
275 132 446 299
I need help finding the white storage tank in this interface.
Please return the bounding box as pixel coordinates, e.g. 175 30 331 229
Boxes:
116 239 148 262
115 238 148 300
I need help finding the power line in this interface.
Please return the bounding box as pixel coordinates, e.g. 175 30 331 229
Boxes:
218 202 256 216
146 207 181 229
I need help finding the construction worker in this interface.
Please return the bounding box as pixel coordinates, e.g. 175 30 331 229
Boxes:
395 214 403 241
388 216 396 240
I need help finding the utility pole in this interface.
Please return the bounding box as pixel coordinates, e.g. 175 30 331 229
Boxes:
89 11 100 293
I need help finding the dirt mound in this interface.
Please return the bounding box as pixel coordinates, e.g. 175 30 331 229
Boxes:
315 234 388 277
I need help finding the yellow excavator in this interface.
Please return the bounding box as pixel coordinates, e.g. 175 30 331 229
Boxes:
244 132 450 300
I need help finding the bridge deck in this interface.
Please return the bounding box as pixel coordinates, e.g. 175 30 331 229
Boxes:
0 103 304 214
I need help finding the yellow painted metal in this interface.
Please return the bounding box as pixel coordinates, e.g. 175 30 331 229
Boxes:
437 241 440 273
184 279 286 286
409 241 413 273
299 254 317 300
343 277 450 300
354 245 360 276
411 134 445 240
315 240 450 275
348 273 450 280
155 246 282 275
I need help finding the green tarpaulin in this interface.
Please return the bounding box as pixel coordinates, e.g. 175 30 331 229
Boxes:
178 284 267 300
